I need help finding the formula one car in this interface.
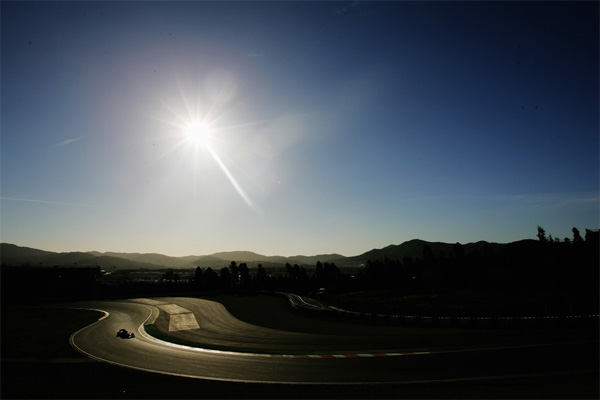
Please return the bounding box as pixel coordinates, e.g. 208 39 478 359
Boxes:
116 328 135 339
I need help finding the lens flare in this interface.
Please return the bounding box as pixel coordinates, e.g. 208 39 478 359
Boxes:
184 120 211 148
147 70 261 211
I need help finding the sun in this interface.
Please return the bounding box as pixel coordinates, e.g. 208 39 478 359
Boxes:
184 120 212 148
149 72 265 211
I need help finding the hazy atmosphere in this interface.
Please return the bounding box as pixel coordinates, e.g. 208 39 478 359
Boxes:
2 1 598 257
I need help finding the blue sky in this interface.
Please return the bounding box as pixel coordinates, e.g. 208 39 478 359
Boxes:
2 1 598 257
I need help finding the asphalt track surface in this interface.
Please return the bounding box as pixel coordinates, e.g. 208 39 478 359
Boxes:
69 297 598 385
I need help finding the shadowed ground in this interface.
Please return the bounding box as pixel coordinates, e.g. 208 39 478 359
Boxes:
2 294 598 398
148 294 598 355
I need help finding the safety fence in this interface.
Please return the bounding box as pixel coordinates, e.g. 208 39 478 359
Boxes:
280 292 599 328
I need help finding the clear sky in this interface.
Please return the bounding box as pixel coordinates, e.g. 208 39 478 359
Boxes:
2 1 598 257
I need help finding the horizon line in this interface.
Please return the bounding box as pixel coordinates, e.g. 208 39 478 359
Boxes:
7 233 596 260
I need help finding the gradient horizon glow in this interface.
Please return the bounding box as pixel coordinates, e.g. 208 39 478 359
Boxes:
2 2 598 257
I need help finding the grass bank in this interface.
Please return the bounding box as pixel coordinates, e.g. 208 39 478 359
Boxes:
314 290 599 317
1 306 103 360
142 293 598 356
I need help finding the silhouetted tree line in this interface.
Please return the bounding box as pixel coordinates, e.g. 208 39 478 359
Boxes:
125 226 599 298
358 227 599 295
2 226 597 304
183 260 343 293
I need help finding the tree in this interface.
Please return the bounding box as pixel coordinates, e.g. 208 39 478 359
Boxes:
238 263 251 286
293 264 301 279
315 261 324 281
255 264 267 285
322 262 340 285
229 261 239 285
296 265 308 281
585 229 599 243
572 227 583 243
537 226 547 242
219 267 231 288
193 267 203 287
315 260 341 286
203 267 218 288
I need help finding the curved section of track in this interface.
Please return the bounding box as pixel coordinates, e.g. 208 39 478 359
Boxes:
69 298 598 384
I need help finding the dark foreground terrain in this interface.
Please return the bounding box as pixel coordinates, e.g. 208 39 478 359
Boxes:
4 361 598 399
2 296 598 399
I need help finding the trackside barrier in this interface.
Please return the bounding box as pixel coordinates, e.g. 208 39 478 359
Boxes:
278 292 599 329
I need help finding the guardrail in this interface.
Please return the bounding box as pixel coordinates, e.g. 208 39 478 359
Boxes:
279 292 599 328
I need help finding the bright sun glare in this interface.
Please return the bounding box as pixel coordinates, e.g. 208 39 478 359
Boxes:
185 120 211 147
152 72 266 211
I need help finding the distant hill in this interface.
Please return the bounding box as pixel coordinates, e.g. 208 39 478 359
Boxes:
0 243 56 265
288 254 346 265
1 239 540 270
188 251 345 268
89 251 195 268
1 244 164 269
334 239 521 266
208 251 272 262
1 243 349 270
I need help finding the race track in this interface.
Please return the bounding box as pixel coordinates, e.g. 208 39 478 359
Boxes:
69 297 598 384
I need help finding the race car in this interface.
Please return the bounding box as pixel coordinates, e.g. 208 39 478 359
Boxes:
116 328 135 339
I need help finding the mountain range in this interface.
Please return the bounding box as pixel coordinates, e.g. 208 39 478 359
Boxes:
0 243 345 269
0 239 534 270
